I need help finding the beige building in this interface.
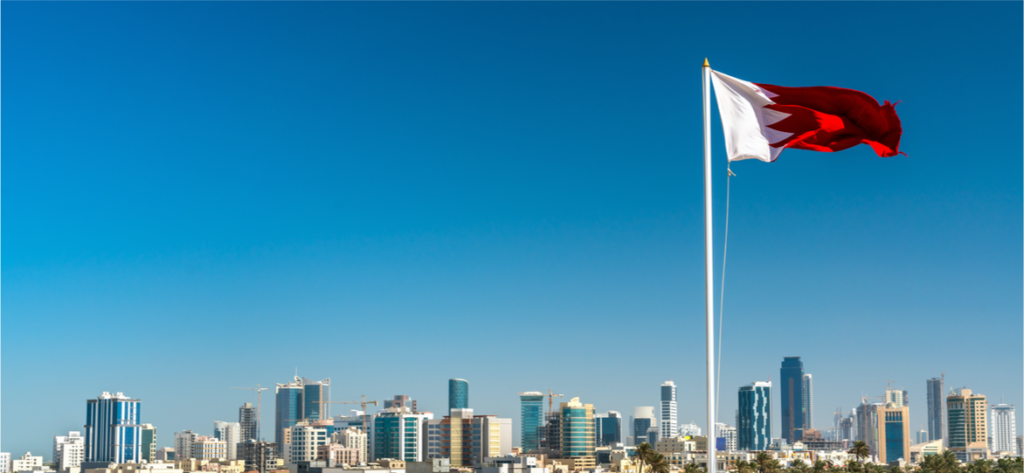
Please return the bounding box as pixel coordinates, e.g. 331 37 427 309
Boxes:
331 428 368 465
191 437 227 461
947 388 989 462
316 445 361 466
876 404 910 463
910 440 944 463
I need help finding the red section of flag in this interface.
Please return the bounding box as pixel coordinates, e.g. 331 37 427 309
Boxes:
756 83 904 158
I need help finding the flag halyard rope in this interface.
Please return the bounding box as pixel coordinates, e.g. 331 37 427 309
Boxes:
715 165 733 421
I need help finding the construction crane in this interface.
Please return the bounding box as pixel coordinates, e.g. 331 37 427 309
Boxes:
231 385 269 441
547 389 564 415
342 395 380 435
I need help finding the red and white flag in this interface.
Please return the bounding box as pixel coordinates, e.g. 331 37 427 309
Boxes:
710 70 904 162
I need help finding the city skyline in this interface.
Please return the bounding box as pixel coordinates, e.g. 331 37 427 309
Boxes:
3 0 1021 459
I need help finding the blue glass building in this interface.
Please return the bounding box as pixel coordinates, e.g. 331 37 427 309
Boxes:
449 379 469 411
738 382 772 451
780 357 805 442
302 377 331 421
519 392 544 452
84 392 142 463
595 411 622 447
633 417 653 445
275 380 303 455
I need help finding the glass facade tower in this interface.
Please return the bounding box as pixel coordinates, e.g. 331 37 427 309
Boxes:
302 377 331 421
560 398 595 459
275 380 303 456
449 379 469 411
660 381 678 440
926 378 945 446
519 392 544 452
84 392 142 463
595 411 622 447
738 382 771 451
780 357 805 442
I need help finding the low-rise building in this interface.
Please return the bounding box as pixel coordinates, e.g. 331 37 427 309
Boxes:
191 437 227 461
55 433 86 471
289 425 330 465
910 440 944 464
480 456 548 473
12 453 43 472
331 428 367 465
315 446 360 466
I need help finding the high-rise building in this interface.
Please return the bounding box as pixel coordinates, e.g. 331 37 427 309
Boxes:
192 436 228 460
175 431 199 460
661 381 678 440
437 408 511 467
542 412 561 452
875 403 910 463
214 421 242 460
715 423 738 452
518 392 544 452
595 411 622 447
140 425 157 462
780 357 805 443
926 378 945 447
886 389 905 408
990 403 1017 455
239 440 279 473
84 392 142 463
917 430 929 445
54 431 85 471
240 403 258 443
856 402 881 455
302 378 331 421
288 424 330 464
738 382 771 451
947 388 989 462
560 397 595 468
275 379 304 456
632 407 656 446
802 375 814 432
449 379 469 411
383 395 418 414
372 407 432 462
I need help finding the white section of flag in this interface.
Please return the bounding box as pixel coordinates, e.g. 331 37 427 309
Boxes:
710 70 792 162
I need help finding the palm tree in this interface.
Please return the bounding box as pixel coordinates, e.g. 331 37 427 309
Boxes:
734 460 756 473
685 463 706 473
649 452 670 473
755 452 774 473
890 464 904 473
812 460 830 473
791 460 809 473
849 441 871 465
634 442 655 473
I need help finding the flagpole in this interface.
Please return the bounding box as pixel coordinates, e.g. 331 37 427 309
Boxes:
701 58 717 473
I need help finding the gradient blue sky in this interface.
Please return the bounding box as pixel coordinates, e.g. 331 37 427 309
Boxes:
3 2 1021 457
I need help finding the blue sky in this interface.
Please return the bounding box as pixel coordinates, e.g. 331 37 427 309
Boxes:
3 2 1021 457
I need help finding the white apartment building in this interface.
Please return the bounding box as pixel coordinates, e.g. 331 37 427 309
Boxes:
213 421 241 460
174 431 198 460
715 423 738 452
661 381 678 440
54 432 85 470
12 453 43 472
1 453 12 473
990 403 1018 455
679 422 702 437
288 425 329 464
191 436 227 460
332 427 368 464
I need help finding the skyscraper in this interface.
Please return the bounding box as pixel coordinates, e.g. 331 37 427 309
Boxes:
926 377 945 447
660 381 678 440
990 403 1017 455
802 374 814 432
275 379 303 455
240 403 257 443
917 430 929 445
560 397 595 468
519 392 544 452
632 407 655 446
876 403 910 463
449 379 469 411
780 357 805 442
214 421 241 460
947 388 989 462
302 377 331 421
372 407 431 461
84 392 142 463
738 382 771 451
595 411 622 447
885 389 905 408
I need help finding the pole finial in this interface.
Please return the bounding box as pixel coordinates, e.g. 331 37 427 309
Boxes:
703 58 710 68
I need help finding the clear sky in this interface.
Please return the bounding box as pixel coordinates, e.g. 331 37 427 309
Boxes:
3 1 1021 457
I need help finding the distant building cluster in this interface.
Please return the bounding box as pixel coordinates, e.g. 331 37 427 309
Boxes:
5 361 1020 473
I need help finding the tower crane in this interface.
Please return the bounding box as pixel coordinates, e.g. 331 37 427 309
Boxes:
342 395 380 435
547 389 564 415
230 385 269 441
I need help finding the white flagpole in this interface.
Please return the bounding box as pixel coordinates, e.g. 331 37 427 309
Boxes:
702 58 717 473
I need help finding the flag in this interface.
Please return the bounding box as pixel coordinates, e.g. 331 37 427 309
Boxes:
710 70 904 162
